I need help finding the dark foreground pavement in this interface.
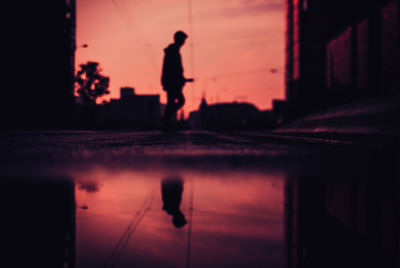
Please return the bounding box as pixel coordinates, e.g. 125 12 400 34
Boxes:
0 130 399 268
0 130 397 171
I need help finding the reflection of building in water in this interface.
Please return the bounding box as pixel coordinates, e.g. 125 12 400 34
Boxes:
284 172 399 268
99 87 161 129
0 177 76 267
285 0 400 119
161 177 187 228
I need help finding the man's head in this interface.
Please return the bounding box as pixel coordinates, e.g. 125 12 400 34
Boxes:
174 31 188 47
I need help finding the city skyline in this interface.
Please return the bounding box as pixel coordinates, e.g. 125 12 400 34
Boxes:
76 0 285 114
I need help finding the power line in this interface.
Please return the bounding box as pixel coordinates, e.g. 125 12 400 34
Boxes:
201 68 279 80
111 0 131 30
103 187 156 268
193 36 273 47
185 179 194 268
110 0 159 79
117 0 159 72
187 0 196 116
110 205 152 268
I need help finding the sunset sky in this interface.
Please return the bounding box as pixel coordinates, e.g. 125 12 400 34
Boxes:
76 0 285 115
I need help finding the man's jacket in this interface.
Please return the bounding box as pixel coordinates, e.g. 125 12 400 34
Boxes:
161 43 185 91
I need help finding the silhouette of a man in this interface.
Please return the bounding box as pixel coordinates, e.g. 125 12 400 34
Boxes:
161 31 193 125
161 177 187 228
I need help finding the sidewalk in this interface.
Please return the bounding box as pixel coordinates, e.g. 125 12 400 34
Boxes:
274 97 400 148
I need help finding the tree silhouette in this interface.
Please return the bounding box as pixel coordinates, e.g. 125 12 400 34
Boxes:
75 61 110 105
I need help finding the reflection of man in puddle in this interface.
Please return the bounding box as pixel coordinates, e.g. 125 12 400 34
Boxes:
161 177 187 228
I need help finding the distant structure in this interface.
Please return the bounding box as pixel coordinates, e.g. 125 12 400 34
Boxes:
3 1 76 128
120 87 135 99
189 98 279 130
285 0 399 119
100 87 161 129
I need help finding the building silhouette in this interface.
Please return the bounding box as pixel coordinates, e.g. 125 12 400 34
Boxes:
285 0 400 119
99 87 161 129
3 1 76 129
188 98 279 130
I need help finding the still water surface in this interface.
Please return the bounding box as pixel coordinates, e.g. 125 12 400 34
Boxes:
74 168 284 268
2 145 397 267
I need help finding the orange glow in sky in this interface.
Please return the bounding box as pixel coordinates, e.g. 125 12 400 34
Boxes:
76 0 284 114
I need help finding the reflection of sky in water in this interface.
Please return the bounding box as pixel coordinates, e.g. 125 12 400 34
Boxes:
75 168 284 268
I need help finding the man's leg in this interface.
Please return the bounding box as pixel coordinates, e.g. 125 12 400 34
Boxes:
175 90 185 111
163 91 177 122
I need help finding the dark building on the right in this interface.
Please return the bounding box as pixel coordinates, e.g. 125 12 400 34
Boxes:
284 166 400 268
285 0 400 119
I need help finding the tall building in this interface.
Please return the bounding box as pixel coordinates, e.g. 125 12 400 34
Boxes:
285 0 399 118
3 0 76 128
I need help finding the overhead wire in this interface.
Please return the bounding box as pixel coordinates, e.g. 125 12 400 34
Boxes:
185 179 194 268
110 0 159 80
198 67 280 104
203 68 276 80
103 187 157 268
110 203 153 268
187 0 196 117
117 0 159 72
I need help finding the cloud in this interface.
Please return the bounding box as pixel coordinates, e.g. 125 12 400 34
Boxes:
219 0 284 18
194 0 283 22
